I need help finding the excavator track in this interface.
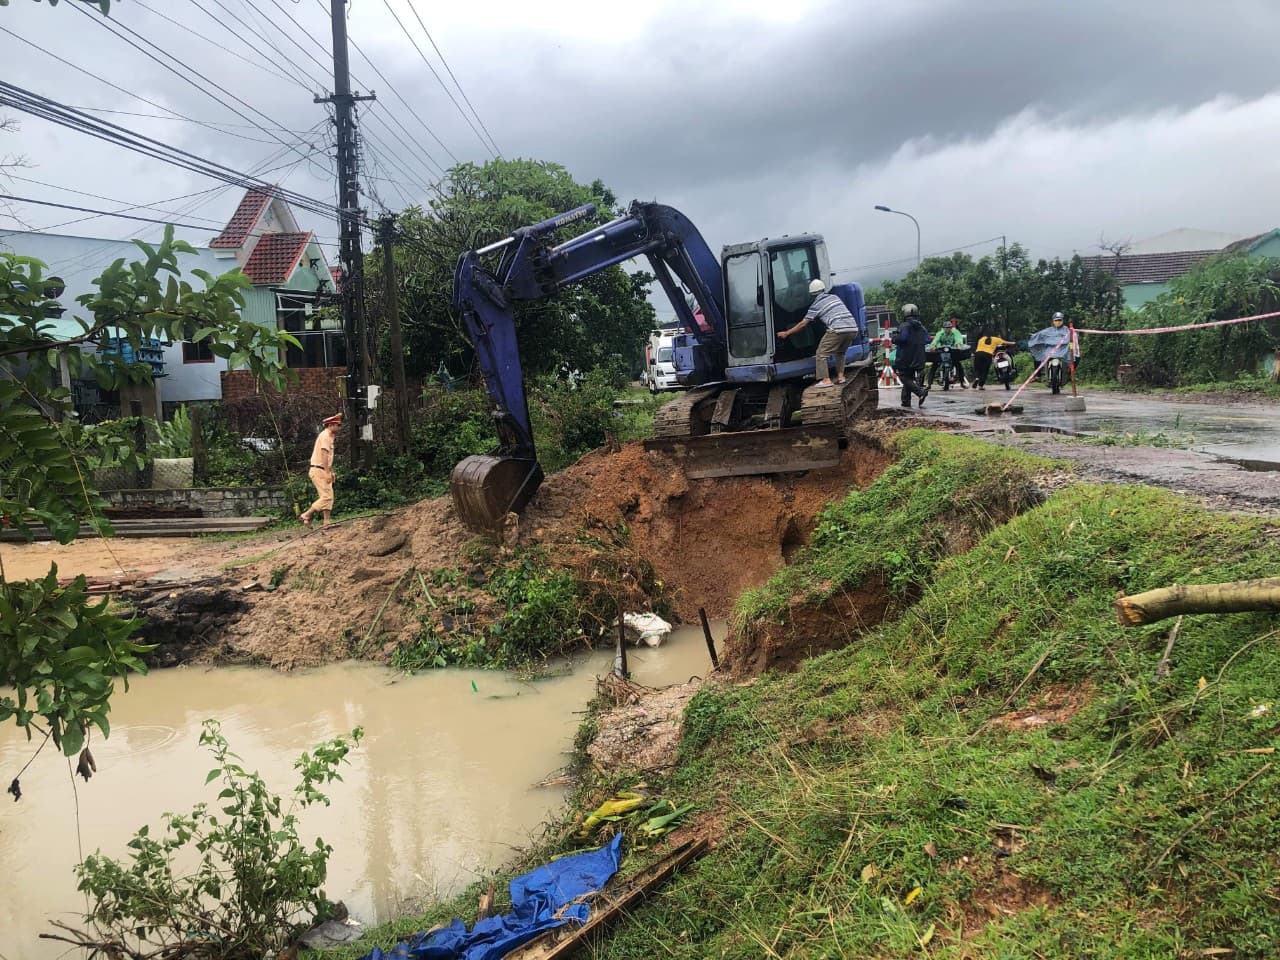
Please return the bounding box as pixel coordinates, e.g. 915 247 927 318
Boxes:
796 360 879 431
652 386 718 440
644 364 877 480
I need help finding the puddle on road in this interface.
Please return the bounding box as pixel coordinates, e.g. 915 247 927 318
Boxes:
0 624 719 960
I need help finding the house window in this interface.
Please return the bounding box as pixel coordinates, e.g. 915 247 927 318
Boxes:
277 294 347 369
183 336 215 363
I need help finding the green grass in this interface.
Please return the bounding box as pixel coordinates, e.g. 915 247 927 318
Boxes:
1068 427 1197 449
322 434 1280 960
734 430 1057 633
1081 375 1280 400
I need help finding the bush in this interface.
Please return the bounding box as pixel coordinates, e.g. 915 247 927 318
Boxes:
66 720 362 959
529 367 627 471
150 404 193 458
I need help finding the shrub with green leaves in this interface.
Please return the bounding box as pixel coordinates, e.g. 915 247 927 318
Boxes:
0 230 295 751
67 720 362 959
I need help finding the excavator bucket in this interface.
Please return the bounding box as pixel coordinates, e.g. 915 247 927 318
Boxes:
449 455 545 533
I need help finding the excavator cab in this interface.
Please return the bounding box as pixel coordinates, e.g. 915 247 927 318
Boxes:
722 236 830 369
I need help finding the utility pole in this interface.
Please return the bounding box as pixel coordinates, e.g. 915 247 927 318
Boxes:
377 214 410 451
999 234 1008 339
316 0 375 461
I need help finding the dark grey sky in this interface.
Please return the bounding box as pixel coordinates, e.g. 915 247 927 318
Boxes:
4 0 1280 300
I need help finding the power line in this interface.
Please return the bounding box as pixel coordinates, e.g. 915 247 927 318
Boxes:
0 80 342 221
66 2 317 164
834 235 1007 275
30 144 328 274
0 26 302 146
3 175 229 224
203 0 447 195
402 0 502 157
0 194 223 231
304 0 455 173
129 0 298 86
377 0 497 159
60 104 313 135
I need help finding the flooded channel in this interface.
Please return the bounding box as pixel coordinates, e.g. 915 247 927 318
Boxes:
0 624 720 960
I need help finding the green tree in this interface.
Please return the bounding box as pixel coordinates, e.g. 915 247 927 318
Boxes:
879 243 1120 342
0 228 295 763
1120 255 1280 385
364 159 656 384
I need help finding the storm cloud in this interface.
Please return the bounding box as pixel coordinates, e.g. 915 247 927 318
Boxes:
4 0 1279 291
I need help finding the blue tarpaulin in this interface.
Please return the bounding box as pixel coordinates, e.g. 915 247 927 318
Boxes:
363 835 624 960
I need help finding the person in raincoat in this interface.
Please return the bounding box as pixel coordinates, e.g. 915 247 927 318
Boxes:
1027 311 1081 377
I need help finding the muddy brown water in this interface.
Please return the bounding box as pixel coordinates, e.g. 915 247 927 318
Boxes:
0 625 720 960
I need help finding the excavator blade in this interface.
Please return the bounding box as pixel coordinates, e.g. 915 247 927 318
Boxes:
643 425 841 479
449 455 545 533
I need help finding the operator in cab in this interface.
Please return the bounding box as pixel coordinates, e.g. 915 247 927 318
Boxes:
777 279 859 388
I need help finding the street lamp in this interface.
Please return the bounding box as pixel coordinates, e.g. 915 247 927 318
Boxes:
874 204 921 267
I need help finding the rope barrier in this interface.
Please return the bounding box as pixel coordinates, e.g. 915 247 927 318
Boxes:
1003 334 1070 412
1075 309 1280 335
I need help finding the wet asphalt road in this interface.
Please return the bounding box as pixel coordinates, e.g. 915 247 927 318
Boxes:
887 383 1280 465
877 383 1280 512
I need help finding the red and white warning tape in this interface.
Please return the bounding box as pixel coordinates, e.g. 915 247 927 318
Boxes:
1075 309 1280 335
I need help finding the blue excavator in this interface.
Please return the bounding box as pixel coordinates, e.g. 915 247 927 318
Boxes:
449 200 877 532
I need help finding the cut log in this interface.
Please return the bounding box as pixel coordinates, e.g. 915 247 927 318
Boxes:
1115 577 1280 627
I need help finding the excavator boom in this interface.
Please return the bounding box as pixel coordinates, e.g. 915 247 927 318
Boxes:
450 201 876 533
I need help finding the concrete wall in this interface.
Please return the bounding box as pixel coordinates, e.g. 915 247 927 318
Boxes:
103 486 288 518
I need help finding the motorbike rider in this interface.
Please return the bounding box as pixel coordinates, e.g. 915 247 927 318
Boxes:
927 318 968 387
1027 311 1080 385
973 327 1015 390
891 303 930 408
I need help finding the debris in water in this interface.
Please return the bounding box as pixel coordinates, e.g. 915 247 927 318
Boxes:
471 680 478 693
621 612 673 648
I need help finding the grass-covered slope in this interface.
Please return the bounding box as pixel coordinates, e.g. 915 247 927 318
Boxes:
606 481 1280 958
328 433 1280 960
727 430 1057 673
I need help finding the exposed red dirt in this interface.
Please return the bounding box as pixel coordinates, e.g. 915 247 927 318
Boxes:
726 574 900 676
207 434 891 668
990 681 1095 730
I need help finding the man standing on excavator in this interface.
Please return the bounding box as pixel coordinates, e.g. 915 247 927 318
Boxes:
893 304 930 408
777 279 859 388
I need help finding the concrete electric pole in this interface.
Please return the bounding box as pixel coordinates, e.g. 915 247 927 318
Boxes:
317 0 375 459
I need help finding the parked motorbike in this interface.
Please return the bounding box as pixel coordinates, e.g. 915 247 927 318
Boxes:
993 348 1016 389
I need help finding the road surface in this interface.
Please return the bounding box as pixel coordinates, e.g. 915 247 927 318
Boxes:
878 383 1280 512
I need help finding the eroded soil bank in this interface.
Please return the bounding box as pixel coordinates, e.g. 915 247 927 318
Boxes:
86 430 894 670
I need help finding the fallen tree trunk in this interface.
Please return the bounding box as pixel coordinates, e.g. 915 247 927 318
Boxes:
1115 577 1280 626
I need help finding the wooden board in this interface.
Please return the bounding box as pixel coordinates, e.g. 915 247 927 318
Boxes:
505 836 710 959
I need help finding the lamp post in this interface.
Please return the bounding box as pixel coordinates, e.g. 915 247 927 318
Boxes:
874 204 921 267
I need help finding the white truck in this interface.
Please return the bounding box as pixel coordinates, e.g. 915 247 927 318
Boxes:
644 330 680 393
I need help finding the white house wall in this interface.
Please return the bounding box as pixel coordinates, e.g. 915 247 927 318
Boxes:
0 229 230 404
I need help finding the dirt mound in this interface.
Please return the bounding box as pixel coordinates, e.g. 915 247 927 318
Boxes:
524 434 891 620
212 434 891 669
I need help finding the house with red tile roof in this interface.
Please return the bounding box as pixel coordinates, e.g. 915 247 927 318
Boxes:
208 188 341 374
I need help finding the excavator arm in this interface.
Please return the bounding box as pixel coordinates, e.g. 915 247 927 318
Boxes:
451 200 724 531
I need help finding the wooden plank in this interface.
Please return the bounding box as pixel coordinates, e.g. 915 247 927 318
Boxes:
506 836 710 960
